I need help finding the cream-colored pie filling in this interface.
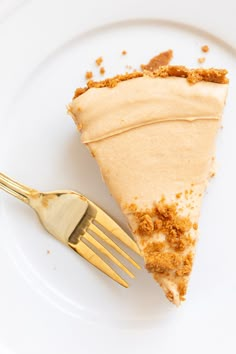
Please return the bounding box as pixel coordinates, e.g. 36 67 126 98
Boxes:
68 70 228 305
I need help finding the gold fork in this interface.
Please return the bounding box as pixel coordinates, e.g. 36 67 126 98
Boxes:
0 172 141 287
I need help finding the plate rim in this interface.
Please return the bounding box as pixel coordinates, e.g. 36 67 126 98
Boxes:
0 1 236 353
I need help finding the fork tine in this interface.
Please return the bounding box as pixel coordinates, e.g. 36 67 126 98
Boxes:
91 204 141 255
89 223 141 269
68 240 129 287
83 232 135 278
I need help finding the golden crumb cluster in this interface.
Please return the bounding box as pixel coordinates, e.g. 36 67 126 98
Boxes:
136 201 195 252
155 66 228 84
145 249 193 277
128 198 198 302
74 65 228 99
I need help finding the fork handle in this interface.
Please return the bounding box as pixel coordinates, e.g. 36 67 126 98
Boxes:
0 172 38 204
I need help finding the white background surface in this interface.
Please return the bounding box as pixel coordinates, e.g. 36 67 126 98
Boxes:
0 0 236 353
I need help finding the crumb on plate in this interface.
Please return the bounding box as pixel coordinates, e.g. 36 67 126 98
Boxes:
95 56 103 66
201 45 209 53
100 67 105 75
85 71 93 80
198 57 206 64
141 49 173 72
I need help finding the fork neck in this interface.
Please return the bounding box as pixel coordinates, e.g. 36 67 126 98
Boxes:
0 173 39 204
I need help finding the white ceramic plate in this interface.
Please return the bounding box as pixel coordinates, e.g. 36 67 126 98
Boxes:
0 1 236 353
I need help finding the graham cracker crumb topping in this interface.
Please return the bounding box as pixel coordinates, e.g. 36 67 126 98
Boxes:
127 203 137 212
166 290 174 302
144 241 165 253
175 253 193 277
145 251 183 273
178 279 187 301
138 214 154 235
73 66 228 99
133 199 196 253
73 87 87 98
141 50 173 72
127 197 197 303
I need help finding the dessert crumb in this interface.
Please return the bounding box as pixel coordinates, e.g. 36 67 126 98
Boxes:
95 56 103 66
125 65 133 70
74 67 228 99
122 50 127 55
141 49 173 72
100 67 105 75
198 57 206 64
47 250 51 254
201 45 209 53
85 71 93 80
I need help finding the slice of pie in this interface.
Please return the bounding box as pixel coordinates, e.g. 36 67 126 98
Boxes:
68 66 229 305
